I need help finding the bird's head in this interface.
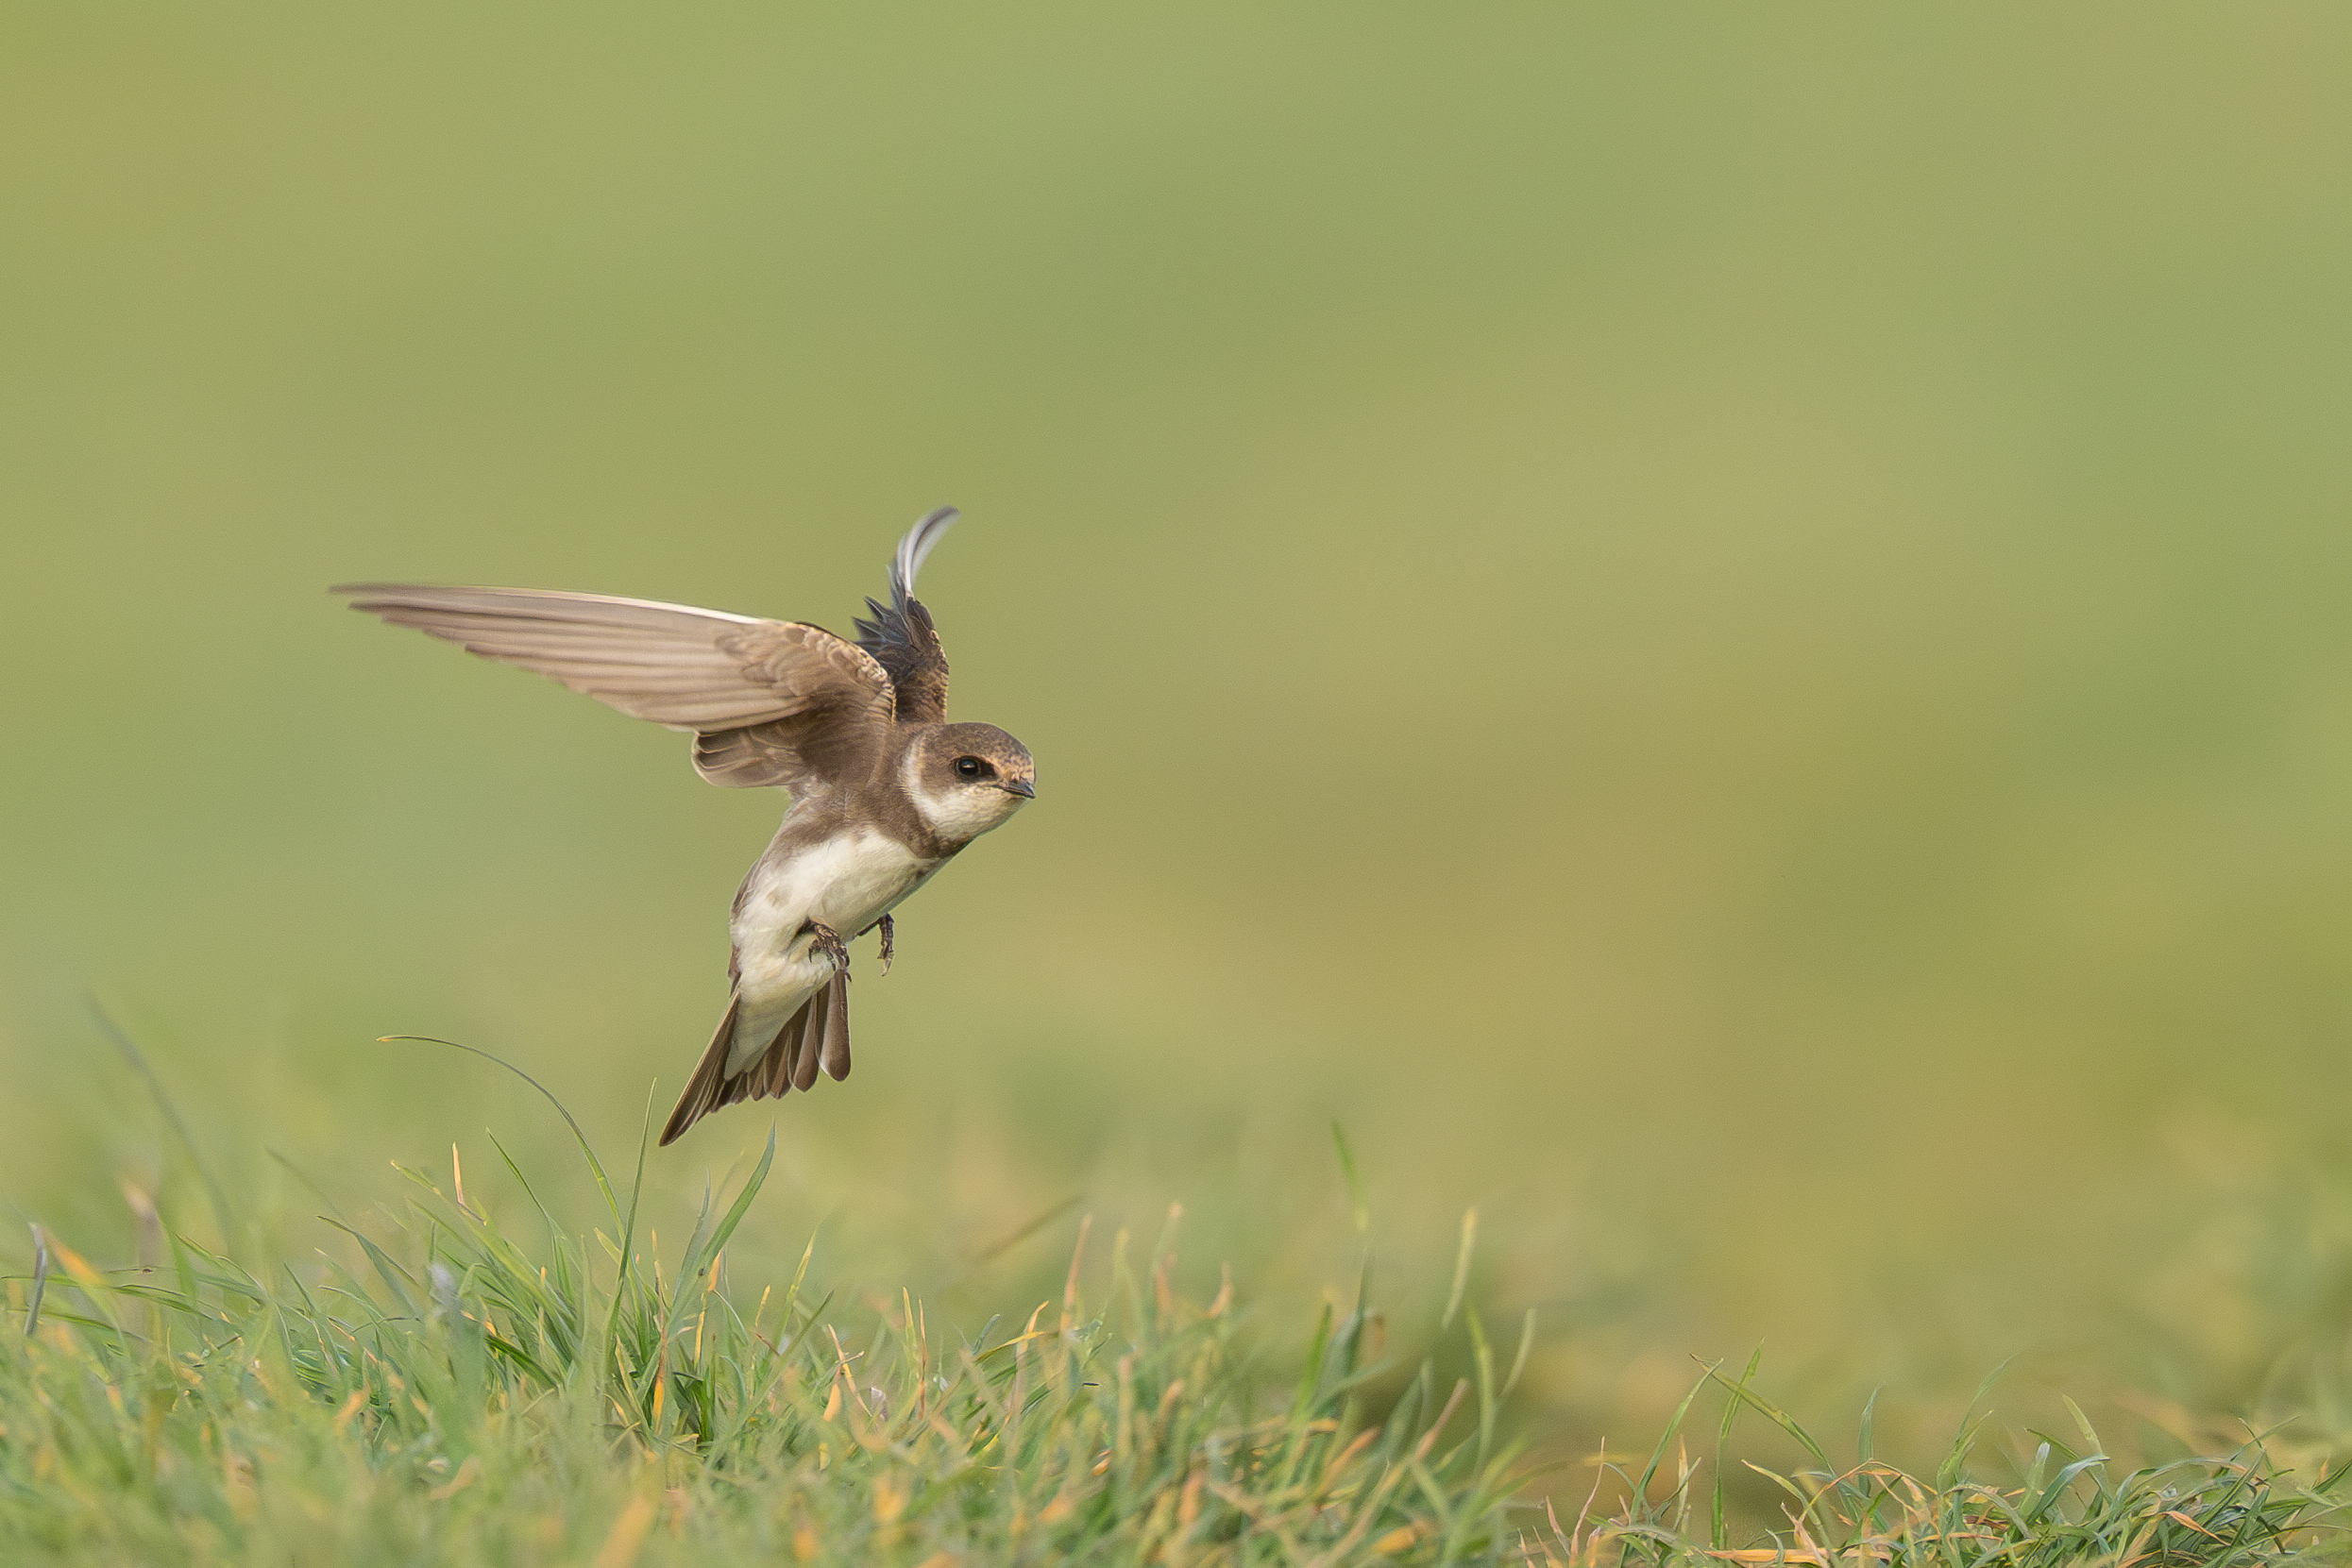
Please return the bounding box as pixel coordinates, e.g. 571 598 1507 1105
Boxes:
905 722 1037 843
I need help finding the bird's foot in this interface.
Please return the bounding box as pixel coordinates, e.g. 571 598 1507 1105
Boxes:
875 914 894 975
804 920 850 976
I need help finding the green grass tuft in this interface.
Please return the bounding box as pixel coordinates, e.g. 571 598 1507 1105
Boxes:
2 1124 1531 1565
5 1089 2348 1564
1538 1356 2352 1568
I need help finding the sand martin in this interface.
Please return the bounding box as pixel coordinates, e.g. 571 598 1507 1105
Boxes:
336 507 1035 1144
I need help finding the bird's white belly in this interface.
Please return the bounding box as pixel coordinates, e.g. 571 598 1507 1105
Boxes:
726 829 932 1066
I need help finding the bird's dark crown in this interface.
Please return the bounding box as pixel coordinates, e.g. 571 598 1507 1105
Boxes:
917 722 1033 787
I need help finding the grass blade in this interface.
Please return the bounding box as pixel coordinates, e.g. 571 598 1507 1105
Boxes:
24 1223 49 1340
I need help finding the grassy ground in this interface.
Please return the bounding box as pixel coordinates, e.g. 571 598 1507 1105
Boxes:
9 7 2352 1562
7 1056 2349 1566
13 7 2352 1554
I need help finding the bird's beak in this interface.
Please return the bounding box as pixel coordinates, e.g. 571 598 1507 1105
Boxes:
1001 778 1037 800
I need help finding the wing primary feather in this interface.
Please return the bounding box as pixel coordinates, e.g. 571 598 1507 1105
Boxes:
336 584 769 633
893 506 959 604
855 507 957 640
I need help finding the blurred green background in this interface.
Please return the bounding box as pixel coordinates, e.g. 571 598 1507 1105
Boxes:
8 2 2352 1476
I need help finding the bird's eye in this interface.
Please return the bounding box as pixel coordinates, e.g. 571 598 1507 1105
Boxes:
954 756 990 780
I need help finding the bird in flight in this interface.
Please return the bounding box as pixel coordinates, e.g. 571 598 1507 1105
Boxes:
336 507 1036 1145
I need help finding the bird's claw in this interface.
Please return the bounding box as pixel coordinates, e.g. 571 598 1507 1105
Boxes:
876 914 894 975
805 920 850 975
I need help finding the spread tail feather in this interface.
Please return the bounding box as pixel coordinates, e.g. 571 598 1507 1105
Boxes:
659 976 854 1146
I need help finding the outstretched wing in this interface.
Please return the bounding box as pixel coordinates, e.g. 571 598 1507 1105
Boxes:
335 583 895 790
852 506 958 724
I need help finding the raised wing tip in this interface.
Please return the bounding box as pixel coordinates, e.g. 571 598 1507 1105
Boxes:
331 582 464 602
331 582 427 610
893 507 962 600
329 582 769 626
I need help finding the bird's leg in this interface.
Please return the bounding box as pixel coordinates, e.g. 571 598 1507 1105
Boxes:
875 915 895 975
804 920 850 977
